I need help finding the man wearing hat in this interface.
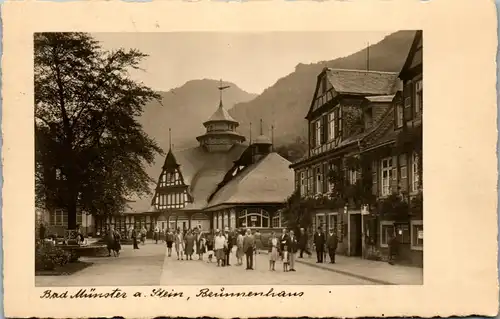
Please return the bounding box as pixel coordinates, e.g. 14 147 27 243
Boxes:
223 227 234 266
326 227 338 264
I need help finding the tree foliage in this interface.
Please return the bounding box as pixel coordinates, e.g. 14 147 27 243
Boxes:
35 32 163 229
275 136 308 163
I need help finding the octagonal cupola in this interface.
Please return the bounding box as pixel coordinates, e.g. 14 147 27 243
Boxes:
196 80 246 152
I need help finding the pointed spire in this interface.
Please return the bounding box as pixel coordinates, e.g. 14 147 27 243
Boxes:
169 128 172 150
249 122 252 145
271 125 274 151
218 78 230 107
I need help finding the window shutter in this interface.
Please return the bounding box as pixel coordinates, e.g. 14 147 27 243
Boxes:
372 161 378 196
399 154 408 192
403 82 413 121
323 162 329 191
336 108 341 138
310 122 316 147
391 155 398 193
321 115 327 144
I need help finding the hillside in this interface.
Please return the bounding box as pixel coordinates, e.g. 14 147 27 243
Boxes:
139 79 257 151
228 30 417 145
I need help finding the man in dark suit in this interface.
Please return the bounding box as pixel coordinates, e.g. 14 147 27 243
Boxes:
287 230 298 271
326 228 338 263
313 226 326 263
242 229 256 270
298 227 311 258
279 228 289 258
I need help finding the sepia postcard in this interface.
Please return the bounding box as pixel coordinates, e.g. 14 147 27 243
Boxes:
2 0 498 318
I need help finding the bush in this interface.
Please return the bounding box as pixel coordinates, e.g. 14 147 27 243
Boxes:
35 241 71 271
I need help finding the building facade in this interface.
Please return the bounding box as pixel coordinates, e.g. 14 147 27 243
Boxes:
289 31 423 266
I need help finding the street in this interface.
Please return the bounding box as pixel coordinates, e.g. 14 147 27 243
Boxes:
36 242 384 286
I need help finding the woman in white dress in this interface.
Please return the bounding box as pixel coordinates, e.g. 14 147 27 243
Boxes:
268 232 279 271
174 229 185 260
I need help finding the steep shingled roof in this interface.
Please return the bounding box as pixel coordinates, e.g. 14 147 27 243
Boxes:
326 69 399 95
205 152 294 209
204 102 238 125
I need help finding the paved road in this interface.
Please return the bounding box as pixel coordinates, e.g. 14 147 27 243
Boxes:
36 242 376 287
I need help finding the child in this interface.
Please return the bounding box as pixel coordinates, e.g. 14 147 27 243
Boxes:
282 244 289 272
206 233 214 263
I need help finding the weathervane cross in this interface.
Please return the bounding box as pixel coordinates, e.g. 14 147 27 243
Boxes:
218 79 230 105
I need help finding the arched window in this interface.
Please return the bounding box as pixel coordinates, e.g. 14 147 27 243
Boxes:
237 208 269 228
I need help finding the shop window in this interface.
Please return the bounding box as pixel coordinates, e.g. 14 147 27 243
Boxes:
411 220 423 250
381 157 393 196
380 221 395 247
395 223 411 244
238 208 269 228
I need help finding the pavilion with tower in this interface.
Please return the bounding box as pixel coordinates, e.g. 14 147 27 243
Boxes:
149 80 295 232
94 80 295 235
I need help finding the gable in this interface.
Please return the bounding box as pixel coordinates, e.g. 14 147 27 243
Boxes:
399 31 423 78
306 70 338 119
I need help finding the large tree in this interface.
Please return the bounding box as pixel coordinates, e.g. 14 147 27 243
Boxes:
35 32 163 230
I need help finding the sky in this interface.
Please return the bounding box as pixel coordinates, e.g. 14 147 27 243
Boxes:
93 31 395 94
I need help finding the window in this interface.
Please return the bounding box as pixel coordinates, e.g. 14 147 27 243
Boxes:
315 166 323 194
411 220 423 250
307 168 314 196
223 212 229 229
238 209 270 228
414 79 423 114
300 171 307 196
314 120 322 147
315 213 326 230
396 104 404 128
380 221 395 247
328 213 338 232
412 152 420 192
272 213 281 228
328 111 336 140
327 162 336 191
399 154 408 179
217 213 222 229
381 157 393 196
348 168 357 185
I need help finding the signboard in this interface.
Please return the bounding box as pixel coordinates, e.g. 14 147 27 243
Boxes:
418 230 423 239
251 216 257 221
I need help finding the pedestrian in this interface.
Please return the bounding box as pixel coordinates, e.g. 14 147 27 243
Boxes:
141 226 147 245
184 229 195 260
298 227 312 258
39 222 46 240
154 226 160 244
279 228 289 259
243 228 256 270
287 230 298 271
132 228 140 250
326 228 338 263
206 230 214 263
236 229 244 266
388 230 400 265
282 244 289 272
174 229 184 260
268 231 279 271
112 228 122 257
313 226 326 263
224 227 233 266
214 229 226 267
254 229 262 254
196 231 206 261
166 229 174 256
105 226 115 257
